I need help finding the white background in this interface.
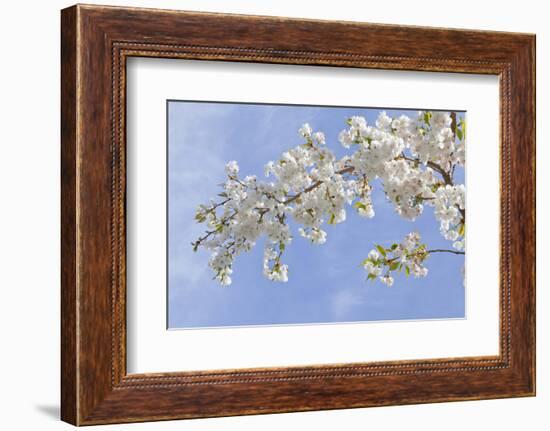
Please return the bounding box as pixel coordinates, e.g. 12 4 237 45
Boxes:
127 59 499 373
0 0 546 430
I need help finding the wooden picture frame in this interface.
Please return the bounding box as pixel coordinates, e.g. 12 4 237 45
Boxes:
61 4 536 425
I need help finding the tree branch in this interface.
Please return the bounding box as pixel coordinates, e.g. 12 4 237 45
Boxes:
398 153 464 222
398 153 453 186
283 165 354 205
191 211 238 250
427 249 465 255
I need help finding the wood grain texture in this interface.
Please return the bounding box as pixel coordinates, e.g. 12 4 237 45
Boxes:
60 4 536 425
60 5 78 425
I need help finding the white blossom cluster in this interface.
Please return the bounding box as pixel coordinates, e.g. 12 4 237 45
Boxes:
363 232 430 287
192 110 465 286
434 184 466 251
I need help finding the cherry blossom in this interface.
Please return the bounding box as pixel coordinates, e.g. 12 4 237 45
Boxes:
191 110 465 286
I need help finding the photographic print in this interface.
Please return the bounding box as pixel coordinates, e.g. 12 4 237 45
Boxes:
168 101 466 329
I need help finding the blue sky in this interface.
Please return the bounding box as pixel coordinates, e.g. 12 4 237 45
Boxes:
167 101 465 329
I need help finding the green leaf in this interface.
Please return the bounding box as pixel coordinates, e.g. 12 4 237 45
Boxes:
328 213 336 224
389 261 399 271
354 201 367 211
423 111 432 126
458 223 465 236
405 266 410 276
456 128 463 141
376 244 387 257
390 243 398 250
367 273 377 281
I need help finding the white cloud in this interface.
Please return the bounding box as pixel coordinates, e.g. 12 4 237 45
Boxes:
168 103 233 292
330 288 365 320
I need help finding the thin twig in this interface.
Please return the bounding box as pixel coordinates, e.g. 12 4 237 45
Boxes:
427 249 465 255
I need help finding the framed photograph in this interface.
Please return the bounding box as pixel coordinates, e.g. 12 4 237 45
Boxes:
61 4 536 425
